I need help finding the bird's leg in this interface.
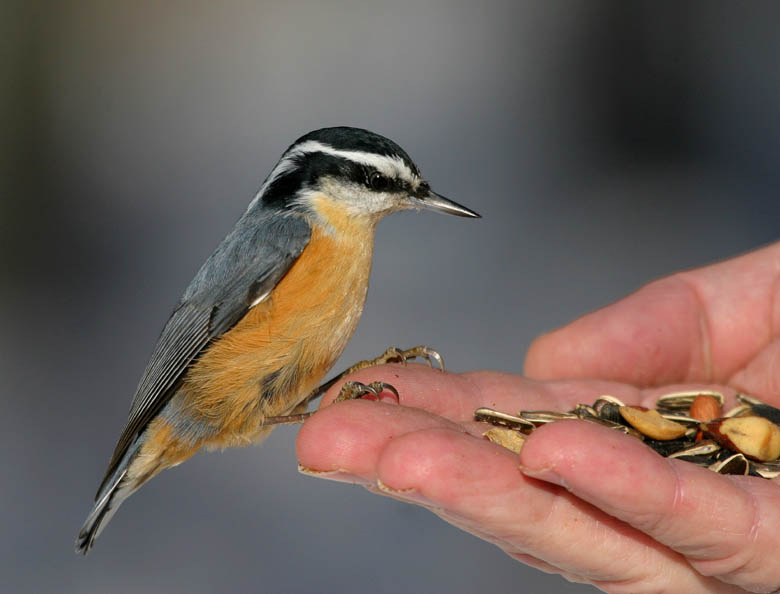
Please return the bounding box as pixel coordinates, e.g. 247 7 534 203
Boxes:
263 382 401 426
262 346 443 426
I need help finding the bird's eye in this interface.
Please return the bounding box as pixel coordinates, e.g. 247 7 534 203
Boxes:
369 171 390 191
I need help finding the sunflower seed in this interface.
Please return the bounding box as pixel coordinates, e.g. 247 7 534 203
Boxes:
658 412 701 426
751 403 780 425
596 403 623 424
474 408 536 432
751 461 780 480
581 415 644 439
667 440 721 459
645 437 694 457
593 395 627 409
518 410 578 425
572 403 600 420
656 390 724 410
723 404 752 418
709 453 749 475
736 393 764 407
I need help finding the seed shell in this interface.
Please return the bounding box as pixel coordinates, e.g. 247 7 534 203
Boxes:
751 404 780 425
596 403 623 424
659 412 701 426
518 410 578 425
656 390 724 410
737 393 764 407
667 440 721 459
572 404 599 420
582 415 644 439
593 395 627 409
708 453 749 475
723 404 752 418
672 454 718 467
474 408 535 432
751 462 780 480
644 437 693 457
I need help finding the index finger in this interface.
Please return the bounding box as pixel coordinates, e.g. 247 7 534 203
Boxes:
524 242 780 390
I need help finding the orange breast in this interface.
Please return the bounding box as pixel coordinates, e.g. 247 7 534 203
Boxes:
173 206 375 449
131 195 379 479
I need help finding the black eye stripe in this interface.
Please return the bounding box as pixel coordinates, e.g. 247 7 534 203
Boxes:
364 168 411 193
261 151 417 207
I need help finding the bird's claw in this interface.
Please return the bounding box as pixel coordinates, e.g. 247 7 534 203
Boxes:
334 381 401 404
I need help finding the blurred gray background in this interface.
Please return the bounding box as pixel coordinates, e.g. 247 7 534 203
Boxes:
2 1 779 593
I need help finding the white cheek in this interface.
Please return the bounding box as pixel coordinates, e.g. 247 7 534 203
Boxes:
312 178 407 219
343 188 398 216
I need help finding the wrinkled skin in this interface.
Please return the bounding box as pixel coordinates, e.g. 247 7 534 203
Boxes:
297 241 780 594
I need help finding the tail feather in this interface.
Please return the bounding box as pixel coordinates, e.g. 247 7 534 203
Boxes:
76 441 141 555
75 470 129 554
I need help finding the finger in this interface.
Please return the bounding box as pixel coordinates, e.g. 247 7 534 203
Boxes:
317 364 643 422
729 340 780 404
525 242 780 392
520 420 780 592
305 402 741 593
297 398 461 480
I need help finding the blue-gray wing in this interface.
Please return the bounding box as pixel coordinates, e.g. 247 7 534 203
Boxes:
99 212 311 494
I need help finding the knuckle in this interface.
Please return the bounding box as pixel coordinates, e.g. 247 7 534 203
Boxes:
688 485 780 592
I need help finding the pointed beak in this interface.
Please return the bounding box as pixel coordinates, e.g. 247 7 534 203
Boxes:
412 189 481 218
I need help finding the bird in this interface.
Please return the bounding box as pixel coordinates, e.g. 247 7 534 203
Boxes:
76 126 480 554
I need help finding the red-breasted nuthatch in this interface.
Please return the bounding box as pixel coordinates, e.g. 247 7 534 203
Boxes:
76 126 479 553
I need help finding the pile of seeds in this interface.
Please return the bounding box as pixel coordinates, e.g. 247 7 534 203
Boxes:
474 392 780 479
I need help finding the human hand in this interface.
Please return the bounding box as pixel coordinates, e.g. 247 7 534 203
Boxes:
296 242 780 593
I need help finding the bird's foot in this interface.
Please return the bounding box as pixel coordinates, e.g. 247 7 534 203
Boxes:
349 345 444 373
333 381 400 404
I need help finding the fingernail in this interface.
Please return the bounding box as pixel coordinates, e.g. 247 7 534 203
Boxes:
374 478 435 506
519 465 568 489
297 464 366 485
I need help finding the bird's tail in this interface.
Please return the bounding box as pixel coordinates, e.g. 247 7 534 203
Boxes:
75 442 141 555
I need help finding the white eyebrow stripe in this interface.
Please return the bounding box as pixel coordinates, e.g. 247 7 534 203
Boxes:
249 140 417 209
293 140 416 182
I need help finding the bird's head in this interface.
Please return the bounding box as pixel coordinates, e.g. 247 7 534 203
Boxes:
250 127 480 227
